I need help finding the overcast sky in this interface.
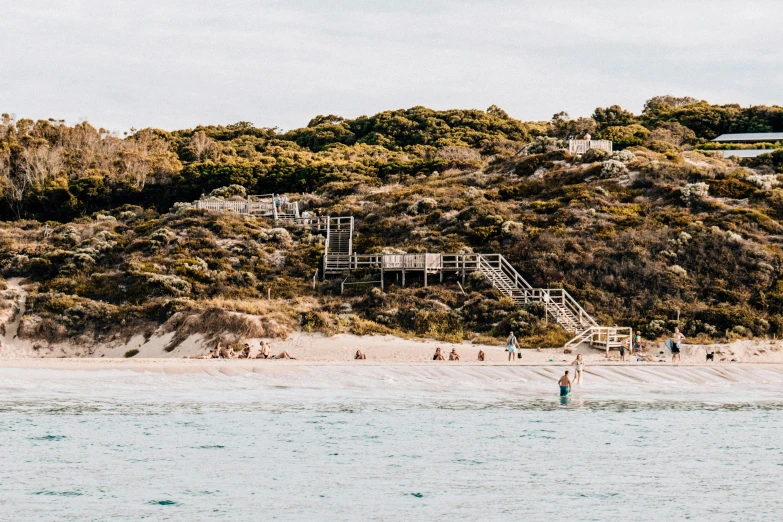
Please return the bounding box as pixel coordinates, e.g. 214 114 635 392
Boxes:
1 0 781 133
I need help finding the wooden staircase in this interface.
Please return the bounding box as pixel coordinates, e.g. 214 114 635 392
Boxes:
323 217 354 274
475 253 630 349
191 190 632 350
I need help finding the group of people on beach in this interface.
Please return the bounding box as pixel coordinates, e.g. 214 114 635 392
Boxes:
204 327 690 368
208 341 294 360
432 347 464 360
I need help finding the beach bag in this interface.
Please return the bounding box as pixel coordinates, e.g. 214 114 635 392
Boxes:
517 352 522 359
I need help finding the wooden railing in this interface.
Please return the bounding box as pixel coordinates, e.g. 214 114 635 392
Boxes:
195 193 278 216
477 253 533 290
568 140 613 155
565 326 633 351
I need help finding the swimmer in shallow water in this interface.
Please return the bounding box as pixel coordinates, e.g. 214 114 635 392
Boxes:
558 371 571 397
571 354 584 384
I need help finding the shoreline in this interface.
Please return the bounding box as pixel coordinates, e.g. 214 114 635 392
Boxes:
2 357 783 371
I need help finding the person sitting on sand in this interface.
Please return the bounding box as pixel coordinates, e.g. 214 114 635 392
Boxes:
355 350 367 360
433 347 445 361
218 342 232 359
571 354 584 384
239 344 251 359
209 345 220 359
272 351 294 359
558 370 572 397
448 348 460 361
477 349 485 361
255 341 271 359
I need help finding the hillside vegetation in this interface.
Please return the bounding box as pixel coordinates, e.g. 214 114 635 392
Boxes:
3 97 783 349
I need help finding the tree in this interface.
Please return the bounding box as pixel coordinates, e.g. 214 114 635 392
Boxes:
601 124 650 148
189 131 214 161
486 105 509 118
307 114 345 127
592 105 637 131
550 112 596 139
0 152 30 219
647 121 698 149
19 144 64 186
643 95 699 116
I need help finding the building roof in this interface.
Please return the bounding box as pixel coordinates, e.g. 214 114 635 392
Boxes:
719 149 775 158
713 132 783 142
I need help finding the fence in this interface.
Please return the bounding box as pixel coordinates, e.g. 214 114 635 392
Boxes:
568 140 613 155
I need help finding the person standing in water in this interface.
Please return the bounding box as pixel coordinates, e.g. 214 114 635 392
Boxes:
558 371 572 397
671 328 685 363
506 331 519 362
571 354 585 385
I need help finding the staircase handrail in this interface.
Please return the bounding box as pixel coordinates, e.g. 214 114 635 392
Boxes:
477 255 508 291
557 289 599 328
477 254 533 290
498 255 533 290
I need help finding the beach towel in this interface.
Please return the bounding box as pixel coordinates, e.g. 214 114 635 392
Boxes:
664 339 674 352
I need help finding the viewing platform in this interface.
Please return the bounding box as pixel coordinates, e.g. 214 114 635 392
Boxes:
567 139 613 155
195 194 303 222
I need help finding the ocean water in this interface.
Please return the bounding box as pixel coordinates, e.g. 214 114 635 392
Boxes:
1 365 782 521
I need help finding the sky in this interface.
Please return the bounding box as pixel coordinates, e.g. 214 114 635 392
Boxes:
1 0 782 133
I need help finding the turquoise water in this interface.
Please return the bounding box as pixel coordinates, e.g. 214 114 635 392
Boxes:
1 366 782 520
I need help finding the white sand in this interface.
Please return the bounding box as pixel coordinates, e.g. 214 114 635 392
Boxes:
3 277 783 366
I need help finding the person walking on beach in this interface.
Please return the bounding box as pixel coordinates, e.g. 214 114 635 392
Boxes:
620 336 629 362
558 371 572 397
633 332 642 353
571 354 585 384
507 331 519 362
671 328 685 363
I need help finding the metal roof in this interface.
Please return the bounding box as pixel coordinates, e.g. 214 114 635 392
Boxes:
713 132 783 142
719 149 776 158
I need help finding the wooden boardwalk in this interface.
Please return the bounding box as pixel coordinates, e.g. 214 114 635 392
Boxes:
189 194 631 350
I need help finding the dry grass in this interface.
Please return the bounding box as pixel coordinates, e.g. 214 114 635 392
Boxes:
471 334 505 346
163 306 298 350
